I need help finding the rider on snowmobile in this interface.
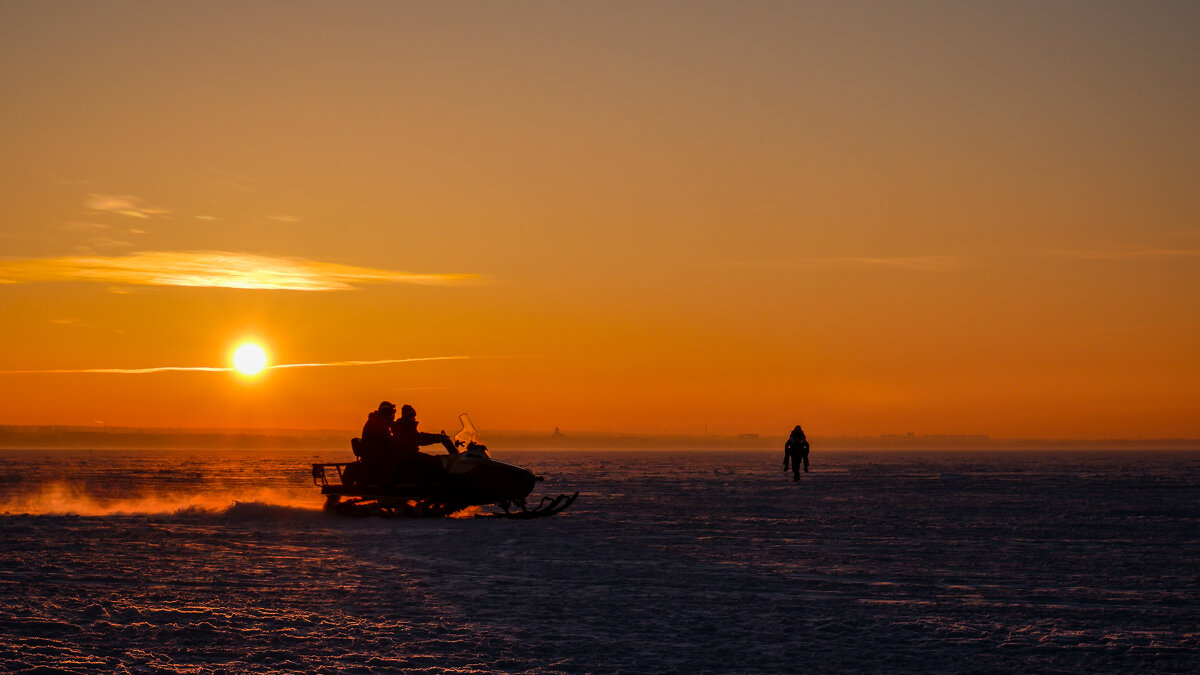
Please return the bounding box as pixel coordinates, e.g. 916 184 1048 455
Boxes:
390 404 456 482
360 401 396 458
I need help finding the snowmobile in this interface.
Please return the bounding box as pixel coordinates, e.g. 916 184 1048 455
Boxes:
311 414 577 518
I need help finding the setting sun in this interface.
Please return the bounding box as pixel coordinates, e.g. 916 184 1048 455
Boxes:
231 343 268 376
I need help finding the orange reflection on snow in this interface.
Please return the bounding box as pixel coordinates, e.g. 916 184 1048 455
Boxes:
447 505 486 519
0 483 316 516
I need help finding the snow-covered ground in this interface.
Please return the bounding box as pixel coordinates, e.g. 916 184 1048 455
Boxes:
1 448 1197 673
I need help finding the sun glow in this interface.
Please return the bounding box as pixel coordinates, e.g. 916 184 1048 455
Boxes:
232 343 268 376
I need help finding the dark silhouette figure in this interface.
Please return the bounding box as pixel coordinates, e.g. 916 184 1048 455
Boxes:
344 401 397 487
360 401 396 459
390 404 455 483
784 425 810 481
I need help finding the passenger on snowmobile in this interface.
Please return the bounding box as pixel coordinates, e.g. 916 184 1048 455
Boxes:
360 401 396 460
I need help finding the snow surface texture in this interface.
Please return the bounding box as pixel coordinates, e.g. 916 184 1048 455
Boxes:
1 448 1197 673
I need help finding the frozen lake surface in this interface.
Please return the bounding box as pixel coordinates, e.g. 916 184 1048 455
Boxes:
1 447 1198 673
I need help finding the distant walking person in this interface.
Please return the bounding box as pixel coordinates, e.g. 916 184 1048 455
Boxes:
784 425 809 481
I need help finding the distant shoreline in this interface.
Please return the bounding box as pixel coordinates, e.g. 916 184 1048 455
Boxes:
0 425 1197 451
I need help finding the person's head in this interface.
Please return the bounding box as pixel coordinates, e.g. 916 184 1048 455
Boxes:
793 425 804 436
400 404 416 420
377 401 397 418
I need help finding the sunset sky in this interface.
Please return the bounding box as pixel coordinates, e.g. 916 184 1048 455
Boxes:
2 1 1198 439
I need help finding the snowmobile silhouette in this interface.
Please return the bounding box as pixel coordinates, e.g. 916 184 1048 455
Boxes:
312 414 577 518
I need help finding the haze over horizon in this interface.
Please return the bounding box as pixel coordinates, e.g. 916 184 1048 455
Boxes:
3 2 1198 440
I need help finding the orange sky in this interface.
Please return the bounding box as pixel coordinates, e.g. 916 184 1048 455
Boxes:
2 1 1198 439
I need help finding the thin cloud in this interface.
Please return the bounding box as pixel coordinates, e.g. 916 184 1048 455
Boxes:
704 255 968 272
819 255 967 272
85 194 171 219
2 366 231 374
0 251 481 291
56 221 110 232
76 238 133 251
0 355 472 375
51 221 138 254
1044 248 1200 261
208 169 256 193
270 356 471 370
1094 324 1173 333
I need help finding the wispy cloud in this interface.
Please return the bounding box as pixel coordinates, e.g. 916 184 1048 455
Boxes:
1094 324 1176 333
1043 248 1200 261
2 365 232 374
56 221 110 232
703 255 968 272
0 355 473 375
74 238 133 251
85 194 171 219
818 255 966 272
0 251 481 291
208 169 256 193
269 356 470 370
51 221 141 254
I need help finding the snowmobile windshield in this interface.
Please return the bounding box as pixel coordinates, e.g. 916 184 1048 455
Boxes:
454 413 480 448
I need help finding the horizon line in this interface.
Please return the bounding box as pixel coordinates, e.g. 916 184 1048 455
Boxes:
0 424 1197 444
